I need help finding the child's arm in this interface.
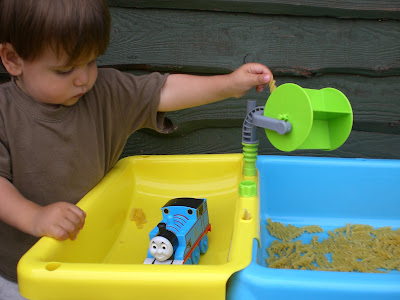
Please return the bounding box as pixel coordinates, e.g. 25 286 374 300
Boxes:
0 177 85 240
158 63 273 111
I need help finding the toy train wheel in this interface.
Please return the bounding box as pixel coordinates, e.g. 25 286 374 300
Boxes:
184 258 192 264
199 234 209 254
191 246 201 264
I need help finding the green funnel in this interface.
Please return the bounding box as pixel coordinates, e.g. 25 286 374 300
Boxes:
264 83 353 152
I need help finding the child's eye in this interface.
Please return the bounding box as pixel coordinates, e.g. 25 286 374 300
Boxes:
55 68 73 75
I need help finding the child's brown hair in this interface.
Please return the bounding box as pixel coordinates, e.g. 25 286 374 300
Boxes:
0 0 110 64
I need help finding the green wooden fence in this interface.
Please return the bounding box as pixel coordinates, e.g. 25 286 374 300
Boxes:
1 1 399 158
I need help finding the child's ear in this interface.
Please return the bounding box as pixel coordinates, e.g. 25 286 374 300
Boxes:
0 43 23 76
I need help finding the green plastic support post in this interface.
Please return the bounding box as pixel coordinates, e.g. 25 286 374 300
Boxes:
242 142 258 177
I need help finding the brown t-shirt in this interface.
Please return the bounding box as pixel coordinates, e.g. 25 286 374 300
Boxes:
0 68 173 281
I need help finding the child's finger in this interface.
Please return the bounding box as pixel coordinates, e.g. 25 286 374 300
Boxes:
247 63 272 76
68 205 86 229
58 217 77 234
49 225 69 241
65 210 84 230
247 73 268 93
257 74 271 85
255 73 273 92
69 228 80 241
57 216 81 240
256 84 267 92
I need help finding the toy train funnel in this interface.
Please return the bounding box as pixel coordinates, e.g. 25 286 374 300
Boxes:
242 83 353 176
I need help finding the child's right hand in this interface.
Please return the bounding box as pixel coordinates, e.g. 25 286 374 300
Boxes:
31 202 86 241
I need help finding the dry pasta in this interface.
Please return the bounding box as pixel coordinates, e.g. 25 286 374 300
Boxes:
266 218 304 241
303 225 323 233
265 219 400 273
130 207 147 229
269 79 277 93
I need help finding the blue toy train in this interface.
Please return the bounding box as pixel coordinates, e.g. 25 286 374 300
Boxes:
144 197 211 265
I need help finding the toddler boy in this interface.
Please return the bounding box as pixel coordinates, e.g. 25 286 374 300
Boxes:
0 0 272 298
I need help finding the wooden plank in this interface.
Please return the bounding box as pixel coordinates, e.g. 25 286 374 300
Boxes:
99 8 400 77
122 128 400 159
117 71 400 160
106 0 400 19
162 74 400 131
1 8 399 78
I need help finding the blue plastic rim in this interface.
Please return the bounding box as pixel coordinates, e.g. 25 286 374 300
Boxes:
227 155 400 300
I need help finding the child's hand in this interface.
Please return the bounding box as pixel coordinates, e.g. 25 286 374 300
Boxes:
228 63 273 98
31 202 86 241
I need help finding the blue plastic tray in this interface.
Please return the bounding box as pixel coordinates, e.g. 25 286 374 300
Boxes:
227 155 400 300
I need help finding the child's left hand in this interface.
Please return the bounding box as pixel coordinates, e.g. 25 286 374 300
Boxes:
228 63 273 98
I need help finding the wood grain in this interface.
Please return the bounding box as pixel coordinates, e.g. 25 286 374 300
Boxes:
99 8 400 77
122 127 400 159
106 0 400 19
1 8 399 79
117 71 400 159
161 74 400 128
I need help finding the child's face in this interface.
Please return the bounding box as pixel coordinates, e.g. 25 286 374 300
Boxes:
17 47 98 106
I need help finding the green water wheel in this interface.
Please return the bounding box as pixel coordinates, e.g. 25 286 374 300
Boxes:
264 83 353 152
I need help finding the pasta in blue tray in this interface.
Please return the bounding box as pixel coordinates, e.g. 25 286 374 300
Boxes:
265 219 400 273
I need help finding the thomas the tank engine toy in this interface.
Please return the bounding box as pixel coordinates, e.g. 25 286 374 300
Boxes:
144 197 211 265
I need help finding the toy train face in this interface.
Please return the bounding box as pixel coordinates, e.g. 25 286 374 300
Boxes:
144 197 211 265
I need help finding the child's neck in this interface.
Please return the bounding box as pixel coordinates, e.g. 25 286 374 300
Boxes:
15 77 61 110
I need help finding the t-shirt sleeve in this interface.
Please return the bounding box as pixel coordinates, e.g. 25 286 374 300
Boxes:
98 68 175 135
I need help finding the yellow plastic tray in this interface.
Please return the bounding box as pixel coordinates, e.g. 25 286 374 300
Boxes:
18 154 259 300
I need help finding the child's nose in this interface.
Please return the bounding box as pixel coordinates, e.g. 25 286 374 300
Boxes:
73 67 89 87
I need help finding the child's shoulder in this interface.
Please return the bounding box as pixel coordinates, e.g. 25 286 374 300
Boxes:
97 67 123 81
94 68 127 90
97 67 120 76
